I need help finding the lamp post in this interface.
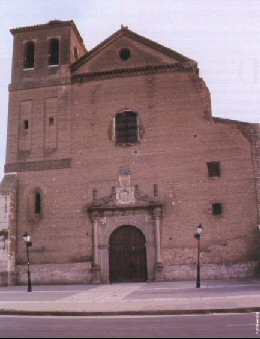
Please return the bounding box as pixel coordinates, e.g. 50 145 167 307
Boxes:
22 232 32 292
194 224 203 288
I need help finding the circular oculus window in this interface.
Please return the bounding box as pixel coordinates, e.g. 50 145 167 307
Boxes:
119 48 131 61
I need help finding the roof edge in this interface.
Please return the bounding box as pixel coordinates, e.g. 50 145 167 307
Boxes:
213 117 260 143
213 116 259 127
71 27 196 72
10 20 86 51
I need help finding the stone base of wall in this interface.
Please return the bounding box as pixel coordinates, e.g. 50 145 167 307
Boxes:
165 261 260 281
16 262 92 285
0 260 8 286
15 261 260 285
0 271 8 286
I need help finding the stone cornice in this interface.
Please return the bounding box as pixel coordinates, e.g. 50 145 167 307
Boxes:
88 202 164 215
72 62 197 84
8 62 197 91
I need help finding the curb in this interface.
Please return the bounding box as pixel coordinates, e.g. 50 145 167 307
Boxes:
0 307 259 317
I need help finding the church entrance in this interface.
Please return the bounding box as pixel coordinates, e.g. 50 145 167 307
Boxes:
109 225 148 283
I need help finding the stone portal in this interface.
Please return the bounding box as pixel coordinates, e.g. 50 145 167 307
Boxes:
88 182 164 284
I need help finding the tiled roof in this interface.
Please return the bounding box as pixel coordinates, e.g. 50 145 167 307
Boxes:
10 20 86 52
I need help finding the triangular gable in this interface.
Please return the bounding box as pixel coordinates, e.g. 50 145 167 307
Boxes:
71 27 195 74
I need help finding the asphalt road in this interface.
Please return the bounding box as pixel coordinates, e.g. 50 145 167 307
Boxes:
0 313 259 338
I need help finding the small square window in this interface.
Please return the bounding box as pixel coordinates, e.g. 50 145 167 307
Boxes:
24 120 29 130
212 203 222 216
207 161 221 178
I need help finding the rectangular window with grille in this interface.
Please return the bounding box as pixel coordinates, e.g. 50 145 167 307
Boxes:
116 111 138 144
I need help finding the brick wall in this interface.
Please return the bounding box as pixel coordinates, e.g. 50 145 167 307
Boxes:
251 124 260 228
5 24 260 284
11 70 259 279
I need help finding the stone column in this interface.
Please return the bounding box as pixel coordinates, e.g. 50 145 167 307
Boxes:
152 206 164 281
90 211 101 284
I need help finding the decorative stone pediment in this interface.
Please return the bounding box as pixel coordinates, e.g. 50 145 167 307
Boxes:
88 168 162 212
89 184 162 210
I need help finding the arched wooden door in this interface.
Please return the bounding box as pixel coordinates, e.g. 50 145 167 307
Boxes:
109 225 148 283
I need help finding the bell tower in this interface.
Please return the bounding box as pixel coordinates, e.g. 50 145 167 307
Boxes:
9 20 86 89
6 20 87 169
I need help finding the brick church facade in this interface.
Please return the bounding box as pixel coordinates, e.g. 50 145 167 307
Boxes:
0 20 259 285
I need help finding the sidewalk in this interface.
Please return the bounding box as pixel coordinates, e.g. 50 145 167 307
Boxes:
0 278 259 316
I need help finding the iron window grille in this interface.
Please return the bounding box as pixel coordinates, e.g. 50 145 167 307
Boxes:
115 111 138 145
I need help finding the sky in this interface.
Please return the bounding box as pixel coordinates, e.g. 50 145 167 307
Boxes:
0 0 260 179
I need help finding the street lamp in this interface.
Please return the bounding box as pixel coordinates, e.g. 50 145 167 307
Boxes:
194 224 203 288
22 232 32 292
